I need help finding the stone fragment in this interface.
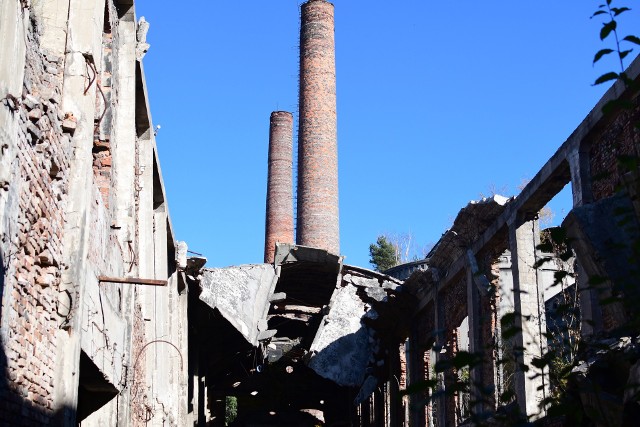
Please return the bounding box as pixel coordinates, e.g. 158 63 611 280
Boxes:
22 94 41 110
26 122 42 141
28 109 43 121
61 118 76 135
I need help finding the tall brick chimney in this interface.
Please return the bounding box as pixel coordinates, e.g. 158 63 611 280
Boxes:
264 111 295 263
296 0 340 254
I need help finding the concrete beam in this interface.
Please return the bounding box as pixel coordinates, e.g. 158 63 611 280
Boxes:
416 54 640 314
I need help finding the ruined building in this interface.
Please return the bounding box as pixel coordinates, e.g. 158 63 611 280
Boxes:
2 0 640 426
1 0 187 424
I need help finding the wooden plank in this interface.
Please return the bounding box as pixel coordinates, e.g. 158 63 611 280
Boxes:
98 275 167 286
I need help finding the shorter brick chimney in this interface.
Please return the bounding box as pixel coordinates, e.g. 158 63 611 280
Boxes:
264 111 294 263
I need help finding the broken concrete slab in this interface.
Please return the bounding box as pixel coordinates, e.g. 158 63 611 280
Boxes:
308 284 372 387
199 264 278 345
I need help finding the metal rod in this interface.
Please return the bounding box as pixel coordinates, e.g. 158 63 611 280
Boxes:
98 276 167 286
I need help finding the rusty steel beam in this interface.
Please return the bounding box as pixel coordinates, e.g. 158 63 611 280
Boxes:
98 276 167 286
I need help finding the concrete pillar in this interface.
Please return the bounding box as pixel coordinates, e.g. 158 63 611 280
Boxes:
112 6 137 251
264 111 294 263
433 285 450 427
54 0 106 424
568 146 593 208
406 330 425 427
296 0 340 254
568 148 604 339
466 266 484 418
30 0 70 58
0 0 28 344
387 348 401 427
507 217 549 418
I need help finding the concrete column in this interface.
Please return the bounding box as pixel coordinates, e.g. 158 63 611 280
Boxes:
387 347 401 427
568 147 604 340
137 132 155 279
568 146 593 208
507 217 549 418
433 285 450 427
30 0 70 58
0 0 28 342
466 266 484 418
406 330 425 427
54 0 106 424
112 7 137 250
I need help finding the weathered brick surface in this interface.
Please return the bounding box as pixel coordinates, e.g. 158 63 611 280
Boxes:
0 17 70 425
296 0 340 254
264 111 294 263
589 94 640 201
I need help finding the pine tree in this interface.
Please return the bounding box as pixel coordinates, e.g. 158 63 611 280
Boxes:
369 236 398 272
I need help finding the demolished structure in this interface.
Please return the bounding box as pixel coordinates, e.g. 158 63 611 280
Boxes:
0 0 187 425
1 0 640 426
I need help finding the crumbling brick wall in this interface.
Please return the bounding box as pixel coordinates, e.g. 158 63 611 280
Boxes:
0 13 71 424
588 93 640 201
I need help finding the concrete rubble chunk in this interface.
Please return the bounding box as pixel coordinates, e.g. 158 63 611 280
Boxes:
269 292 286 302
176 241 188 270
308 284 371 387
364 286 386 302
257 330 277 341
199 264 277 345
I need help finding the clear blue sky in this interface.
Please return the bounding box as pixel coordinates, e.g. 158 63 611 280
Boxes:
135 0 639 268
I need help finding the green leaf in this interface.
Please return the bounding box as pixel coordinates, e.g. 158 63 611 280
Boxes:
554 271 569 281
400 379 438 396
500 311 517 326
624 35 640 45
612 7 631 16
600 20 617 40
550 226 567 243
450 351 482 370
591 10 608 18
602 98 634 114
593 48 614 63
620 49 633 60
531 357 549 369
502 326 522 340
500 390 515 403
593 72 619 85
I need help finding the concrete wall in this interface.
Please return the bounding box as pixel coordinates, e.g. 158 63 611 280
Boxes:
0 1 188 425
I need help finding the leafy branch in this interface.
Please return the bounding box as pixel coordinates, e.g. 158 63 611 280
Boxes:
591 0 639 85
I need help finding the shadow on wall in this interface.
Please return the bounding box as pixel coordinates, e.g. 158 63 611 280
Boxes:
0 250 78 425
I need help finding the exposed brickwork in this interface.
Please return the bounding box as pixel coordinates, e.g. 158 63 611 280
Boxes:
442 276 468 329
0 17 70 424
589 93 640 201
264 111 294 263
296 0 340 254
413 301 434 349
